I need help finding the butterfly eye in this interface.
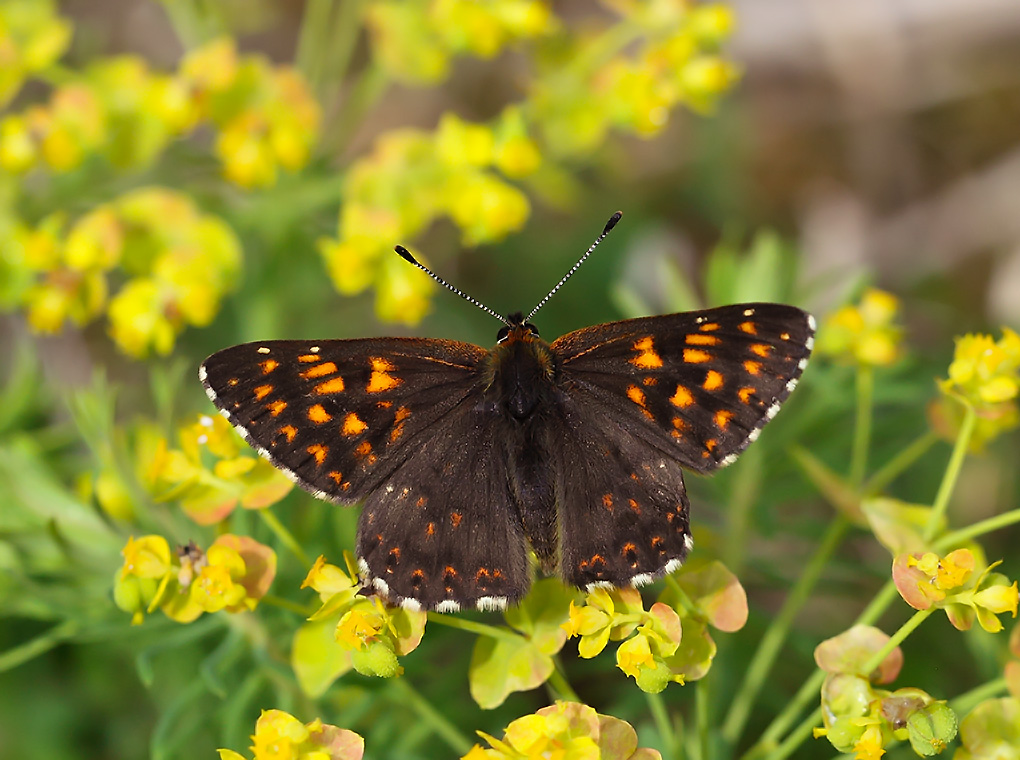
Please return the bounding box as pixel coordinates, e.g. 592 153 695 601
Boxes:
524 322 540 337
496 326 510 343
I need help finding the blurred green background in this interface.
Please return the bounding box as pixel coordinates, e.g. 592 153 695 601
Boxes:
1 1 1019 759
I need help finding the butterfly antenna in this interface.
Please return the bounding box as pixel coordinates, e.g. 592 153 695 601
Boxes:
394 245 509 325
525 211 622 323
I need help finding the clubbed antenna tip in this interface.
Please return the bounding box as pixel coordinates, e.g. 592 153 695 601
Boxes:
604 211 623 235
394 245 418 265
392 245 508 325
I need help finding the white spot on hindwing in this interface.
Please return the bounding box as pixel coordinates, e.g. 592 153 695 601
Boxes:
435 600 461 613
257 347 270 354
476 596 507 611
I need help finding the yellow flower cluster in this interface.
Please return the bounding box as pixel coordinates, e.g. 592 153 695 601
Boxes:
319 111 536 323
930 328 1020 449
297 555 426 678
329 0 739 325
366 0 556 84
894 549 1019 634
4 188 241 357
218 709 364 760
464 701 661 760
562 586 684 694
816 288 904 367
0 0 71 108
115 533 276 625
0 35 319 187
145 413 294 524
813 626 958 759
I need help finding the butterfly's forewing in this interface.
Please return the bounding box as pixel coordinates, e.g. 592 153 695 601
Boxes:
551 303 815 473
200 337 531 611
200 338 488 501
548 303 814 587
356 393 531 612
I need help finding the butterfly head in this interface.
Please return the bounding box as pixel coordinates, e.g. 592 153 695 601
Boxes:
497 312 540 344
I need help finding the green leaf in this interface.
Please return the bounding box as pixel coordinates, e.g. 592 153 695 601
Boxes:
862 497 940 555
957 698 1020 759
504 577 575 654
469 632 552 710
673 560 748 632
291 617 352 698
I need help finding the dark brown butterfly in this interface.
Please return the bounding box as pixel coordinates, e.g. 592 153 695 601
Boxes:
200 213 814 612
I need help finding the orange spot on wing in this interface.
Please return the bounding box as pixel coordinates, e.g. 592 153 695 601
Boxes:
451 512 462 528
744 360 763 376
300 362 338 379
260 359 279 374
342 413 367 436
228 378 239 386
298 354 320 362
703 370 724 390
739 321 757 334
254 384 273 401
629 498 641 515
703 439 718 458
738 386 756 403
308 404 331 423
686 333 720 346
394 406 411 422
306 444 328 465
750 343 772 358
626 385 646 406
328 471 343 484
377 400 393 409
355 440 376 464
416 496 427 507
426 522 435 537
684 349 712 363
643 376 658 386
699 322 720 331
630 336 663 368
315 377 346 394
602 494 614 511
780 332 791 341
389 425 404 442
279 425 298 443
268 399 287 416
367 371 401 393
670 384 694 407
715 410 734 429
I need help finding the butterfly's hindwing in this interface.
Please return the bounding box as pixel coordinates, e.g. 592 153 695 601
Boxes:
552 303 814 472
200 338 488 502
357 394 531 611
551 390 693 589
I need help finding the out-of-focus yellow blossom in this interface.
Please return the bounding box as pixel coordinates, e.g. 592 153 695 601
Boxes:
436 112 494 168
0 0 72 107
218 709 365 760
0 115 36 171
366 0 554 85
181 39 320 189
188 543 250 613
464 702 662 760
931 327 1020 450
941 329 1020 407
114 535 173 625
817 289 904 367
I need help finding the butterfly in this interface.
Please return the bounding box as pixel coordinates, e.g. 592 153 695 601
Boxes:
200 213 814 613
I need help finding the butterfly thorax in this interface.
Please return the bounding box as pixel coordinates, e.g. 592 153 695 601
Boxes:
486 316 557 421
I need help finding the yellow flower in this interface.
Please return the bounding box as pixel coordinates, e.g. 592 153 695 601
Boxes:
301 556 357 598
942 328 1020 407
852 723 886 760
121 535 172 580
190 544 248 613
251 709 309 760
435 113 494 168
817 289 904 367
616 633 655 679
907 549 974 592
0 114 37 171
336 607 385 651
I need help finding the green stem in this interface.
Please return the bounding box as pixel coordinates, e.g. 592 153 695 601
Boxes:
0 619 79 672
424 613 523 644
764 707 821 760
850 366 873 489
721 516 850 747
257 508 312 568
924 404 976 541
547 658 582 703
696 679 711 760
934 508 1020 550
388 677 473 755
724 444 763 574
259 594 314 616
296 0 336 91
862 607 934 674
743 581 900 759
950 677 1007 716
647 692 679 760
864 431 939 495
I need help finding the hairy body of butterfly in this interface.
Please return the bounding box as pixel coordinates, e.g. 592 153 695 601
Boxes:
200 303 814 613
